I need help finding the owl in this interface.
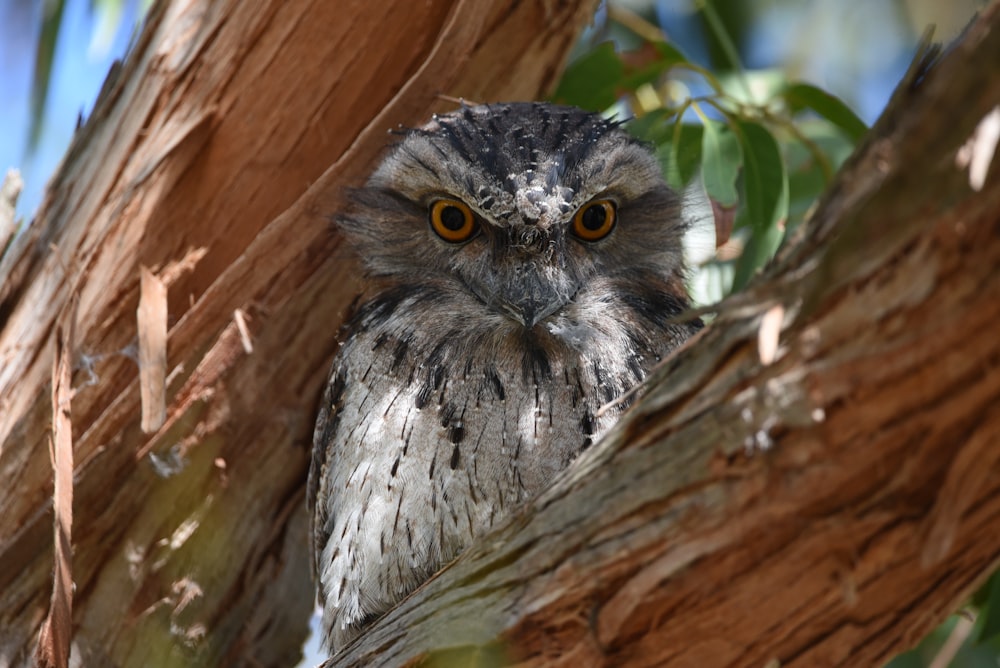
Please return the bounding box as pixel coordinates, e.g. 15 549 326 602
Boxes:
307 102 701 652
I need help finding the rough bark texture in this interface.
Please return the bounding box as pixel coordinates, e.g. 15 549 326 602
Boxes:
0 1 597 666
323 7 1000 668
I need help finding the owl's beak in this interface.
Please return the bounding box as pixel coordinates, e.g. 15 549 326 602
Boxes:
469 260 576 328
503 297 564 328
496 280 573 328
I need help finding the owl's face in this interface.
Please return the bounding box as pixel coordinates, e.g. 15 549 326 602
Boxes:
339 103 687 336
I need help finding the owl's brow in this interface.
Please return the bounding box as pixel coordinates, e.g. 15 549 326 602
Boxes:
347 184 423 215
398 144 443 181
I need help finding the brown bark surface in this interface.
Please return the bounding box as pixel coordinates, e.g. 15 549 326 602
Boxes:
0 1 597 666
324 6 1000 668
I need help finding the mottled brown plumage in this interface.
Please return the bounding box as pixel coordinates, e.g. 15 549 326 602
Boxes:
308 102 700 651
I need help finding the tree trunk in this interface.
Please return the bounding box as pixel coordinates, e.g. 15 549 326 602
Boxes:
0 1 598 666
323 6 1000 668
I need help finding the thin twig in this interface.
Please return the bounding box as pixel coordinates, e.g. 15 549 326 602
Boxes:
607 4 665 44
928 613 975 668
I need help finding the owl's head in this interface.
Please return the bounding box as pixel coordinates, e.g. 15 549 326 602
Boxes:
339 102 688 331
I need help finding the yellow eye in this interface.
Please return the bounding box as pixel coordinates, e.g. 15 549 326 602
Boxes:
571 199 616 242
430 199 478 243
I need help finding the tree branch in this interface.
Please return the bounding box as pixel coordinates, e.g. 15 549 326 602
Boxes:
328 6 1000 666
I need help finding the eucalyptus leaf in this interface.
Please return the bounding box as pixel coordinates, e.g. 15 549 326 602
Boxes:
671 122 704 189
732 216 783 291
700 118 741 208
653 41 691 68
654 122 702 189
29 0 67 153
977 572 1000 644
735 119 788 233
552 42 623 111
628 108 673 144
784 82 868 143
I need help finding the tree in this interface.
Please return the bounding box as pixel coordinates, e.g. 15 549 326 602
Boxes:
2 2 999 668
0 1 598 665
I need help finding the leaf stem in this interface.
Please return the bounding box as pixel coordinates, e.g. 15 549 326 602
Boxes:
694 0 753 100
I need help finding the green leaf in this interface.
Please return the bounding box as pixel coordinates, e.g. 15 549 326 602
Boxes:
616 41 692 94
627 108 673 144
671 122 703 189
783 119 855 233
655 122 702 190
882 649 924 668
735 119 789 233
653 41 691 67
978 571 1000 644
28 0 67 153
700 118 741 208
973 570 999 608
732 217 783 291
784 82 868 143
552 42 623 111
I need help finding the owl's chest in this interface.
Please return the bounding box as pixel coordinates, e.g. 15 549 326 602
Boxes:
318 312 652 616
336 325 614 510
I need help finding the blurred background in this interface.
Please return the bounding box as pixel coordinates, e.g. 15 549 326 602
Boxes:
1 1 992 666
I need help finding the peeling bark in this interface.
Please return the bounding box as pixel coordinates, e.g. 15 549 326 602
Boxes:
0 1 597 666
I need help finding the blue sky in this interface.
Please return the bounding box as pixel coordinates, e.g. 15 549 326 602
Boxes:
0 0 144 218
